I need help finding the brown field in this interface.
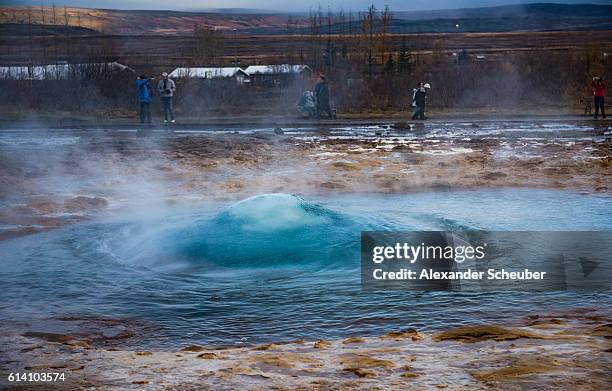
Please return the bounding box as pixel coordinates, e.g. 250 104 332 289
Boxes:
2 30 611 68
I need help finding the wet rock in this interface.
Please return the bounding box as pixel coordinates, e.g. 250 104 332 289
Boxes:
252 343 278 351
391 122 411 130
339 354 395 369
320 181 345 189
392 144 411 151
29 197 62 213
0 226 46 241
64 196 108 212
274 127 284 135
471 356 561 382
20 344 43 353
65 340 93 349
22 331 74 344
197 352 219 359
313 340 332 349
343 367 376 378
342 337 365 344
222 180 245 192
288 339 306 345
483 171 508 180
25 364 68 370
250 353 316 368
180 345 204 352
331 162 358 170
526 317 566 327
380 328 420 340
590 323 612 338
432 325 542 343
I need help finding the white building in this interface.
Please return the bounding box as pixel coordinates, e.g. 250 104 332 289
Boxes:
169 67 250 84
244 64 312 76
244 64 312 86
0 62 133 80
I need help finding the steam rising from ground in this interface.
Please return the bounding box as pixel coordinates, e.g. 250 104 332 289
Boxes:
0 121 610 241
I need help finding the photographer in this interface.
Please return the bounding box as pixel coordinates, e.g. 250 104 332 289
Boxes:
158 72 177 123
314 74 332 119
411 82 430 120
136 75 152 124
591 76 606 119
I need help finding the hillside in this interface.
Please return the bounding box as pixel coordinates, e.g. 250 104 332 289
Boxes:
0 3 610 36
0 6 303 35
301 3 612 34
394 3 612 20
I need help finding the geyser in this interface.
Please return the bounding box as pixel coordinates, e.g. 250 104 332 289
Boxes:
174 193 358 268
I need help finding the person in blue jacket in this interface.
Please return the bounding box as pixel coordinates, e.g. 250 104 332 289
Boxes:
136 75 152 124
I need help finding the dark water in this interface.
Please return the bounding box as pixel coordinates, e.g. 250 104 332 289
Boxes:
1 190 611 348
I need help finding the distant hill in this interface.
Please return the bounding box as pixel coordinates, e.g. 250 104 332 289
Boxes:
394 3 612 20
291 3 612 35
0 6 303 35
0 3 610 36
183 8 284 15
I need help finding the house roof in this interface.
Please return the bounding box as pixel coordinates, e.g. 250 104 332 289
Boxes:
0 62 133 80
169 67 248 79
244 64 312 75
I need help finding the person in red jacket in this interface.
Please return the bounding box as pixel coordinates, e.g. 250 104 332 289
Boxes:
591 76 606 119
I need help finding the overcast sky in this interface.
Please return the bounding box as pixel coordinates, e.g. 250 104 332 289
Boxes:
1 0 608 12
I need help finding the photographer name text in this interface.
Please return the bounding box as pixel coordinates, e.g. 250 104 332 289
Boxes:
371 243 547 280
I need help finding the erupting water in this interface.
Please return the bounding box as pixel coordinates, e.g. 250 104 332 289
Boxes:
1 190 611 348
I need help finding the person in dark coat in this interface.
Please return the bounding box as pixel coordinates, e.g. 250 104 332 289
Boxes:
314 74 332 119
136 75 152 124
411 82 430 120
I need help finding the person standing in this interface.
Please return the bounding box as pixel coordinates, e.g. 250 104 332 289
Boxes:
592 76 606 119
298 90 316 118
158 72 176 123
412 83 429 120
314 74 332 119
136 75 152 124
411 82 422 108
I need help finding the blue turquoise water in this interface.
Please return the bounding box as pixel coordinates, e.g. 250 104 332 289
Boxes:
1 189 611 348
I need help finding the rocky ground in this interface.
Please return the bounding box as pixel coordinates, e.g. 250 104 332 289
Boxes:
0 309 610 390
1 120 611 241
1 120 611 389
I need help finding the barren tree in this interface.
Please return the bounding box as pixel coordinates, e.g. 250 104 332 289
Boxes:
380 6 393 64
193 25 226 66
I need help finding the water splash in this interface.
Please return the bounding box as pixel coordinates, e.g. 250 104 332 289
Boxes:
175 194 358 268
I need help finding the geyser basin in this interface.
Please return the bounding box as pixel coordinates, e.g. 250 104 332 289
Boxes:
1 189 611 348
